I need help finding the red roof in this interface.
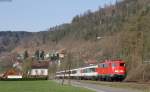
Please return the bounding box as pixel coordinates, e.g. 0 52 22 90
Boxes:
31 61 49 69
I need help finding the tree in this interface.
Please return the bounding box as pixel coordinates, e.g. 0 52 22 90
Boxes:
34 50 40 60
40 50 45 60
61 51 74 85
24 50 29 59
50 52 59 61
22 58 32 77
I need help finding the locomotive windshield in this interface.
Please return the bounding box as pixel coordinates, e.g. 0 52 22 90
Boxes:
120 63 125 67
112 62 125 67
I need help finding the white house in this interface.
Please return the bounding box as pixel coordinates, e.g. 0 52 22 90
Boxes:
29 61 49 77
7 75 22 79
30 69 48 76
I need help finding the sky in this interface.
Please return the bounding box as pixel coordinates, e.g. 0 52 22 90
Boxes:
0 0 116 32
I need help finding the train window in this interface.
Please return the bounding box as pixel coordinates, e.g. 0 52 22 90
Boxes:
86 68 90 73
85 69 87 73
60 72 63 74
68 71 71 74
86 68 91 73
67 71 70 74
120 63 125 67
71 71 77 74
82 69 84 73
102 64 104 68
82 68 96 73
90 68 96 72
99 64 103 68
62 71 66 74
82 69 86 73
86 69 88 73
65 71 68 74
104 64 108 68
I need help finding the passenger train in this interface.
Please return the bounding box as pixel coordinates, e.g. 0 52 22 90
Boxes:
56 60 126 81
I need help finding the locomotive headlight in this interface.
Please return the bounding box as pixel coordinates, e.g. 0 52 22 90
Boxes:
115 70 119 73
120 70 124 72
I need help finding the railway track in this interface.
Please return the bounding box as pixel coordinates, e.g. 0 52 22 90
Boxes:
54 79 143 92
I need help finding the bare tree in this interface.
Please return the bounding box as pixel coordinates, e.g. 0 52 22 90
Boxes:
61 51 74 85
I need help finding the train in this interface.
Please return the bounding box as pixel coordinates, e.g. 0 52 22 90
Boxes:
56 60 126 81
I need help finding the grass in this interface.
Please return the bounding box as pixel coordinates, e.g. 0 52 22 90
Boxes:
0 80 94 92
80 80 150 92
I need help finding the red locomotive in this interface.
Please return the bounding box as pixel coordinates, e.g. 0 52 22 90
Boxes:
96 60 126 81
56 59 126 81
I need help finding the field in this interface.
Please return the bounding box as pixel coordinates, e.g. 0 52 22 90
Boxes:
0 80 94 92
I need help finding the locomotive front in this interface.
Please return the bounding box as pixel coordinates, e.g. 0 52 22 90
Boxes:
111 60 126 80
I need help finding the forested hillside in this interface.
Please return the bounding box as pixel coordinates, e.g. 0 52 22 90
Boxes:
0 0 150 81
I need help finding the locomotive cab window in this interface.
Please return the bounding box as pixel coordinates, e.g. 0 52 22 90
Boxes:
120 63 125 67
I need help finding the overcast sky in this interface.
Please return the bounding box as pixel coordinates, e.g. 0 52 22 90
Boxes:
0 0 116 32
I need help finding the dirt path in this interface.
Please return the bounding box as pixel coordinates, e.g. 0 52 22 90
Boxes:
54 80 141 92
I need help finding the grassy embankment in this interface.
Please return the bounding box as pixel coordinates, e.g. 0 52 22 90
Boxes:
0 80 94 92
80 80 150 92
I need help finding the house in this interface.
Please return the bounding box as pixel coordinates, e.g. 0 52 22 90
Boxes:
45 53 50 59
29 61 49 77
3 69 23 79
